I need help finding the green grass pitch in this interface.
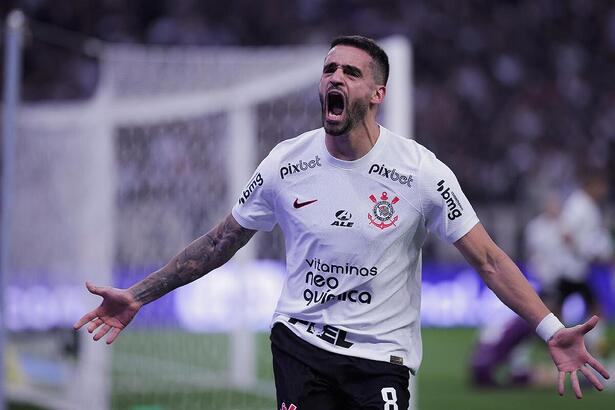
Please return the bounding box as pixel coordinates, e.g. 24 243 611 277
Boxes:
10 327 615 409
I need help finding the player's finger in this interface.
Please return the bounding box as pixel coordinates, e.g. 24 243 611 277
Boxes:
571 370 582 399
87 318 103 333
106 327 122 345
558 371 565 396
86 282 108 297
579 315 599 335
580 366 604 391
93 324 111 341
73 311 97 330
586 355 610 379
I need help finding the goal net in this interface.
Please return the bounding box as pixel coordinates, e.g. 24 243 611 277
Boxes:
5 36 412 410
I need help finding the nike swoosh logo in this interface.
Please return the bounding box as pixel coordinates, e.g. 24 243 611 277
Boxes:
293 198 318 209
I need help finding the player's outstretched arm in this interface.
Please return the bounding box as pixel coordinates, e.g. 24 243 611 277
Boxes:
73 213 256 344
454 223 610 397
128 213 256 305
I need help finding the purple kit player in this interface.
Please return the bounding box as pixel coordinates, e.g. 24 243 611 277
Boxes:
75 36 609 409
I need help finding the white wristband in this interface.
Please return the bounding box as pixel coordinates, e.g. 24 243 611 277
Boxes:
536 313 565 342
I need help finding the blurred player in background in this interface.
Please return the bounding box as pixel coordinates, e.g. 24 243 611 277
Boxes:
470 169 614 388
75 35 610 409
525 192 568 312
470 192 568 387
559 167 613 355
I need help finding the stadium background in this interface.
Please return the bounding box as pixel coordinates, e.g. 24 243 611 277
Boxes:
1 1 614 409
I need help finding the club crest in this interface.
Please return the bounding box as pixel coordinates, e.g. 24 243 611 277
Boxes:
368 191 399 230
281 403 297 410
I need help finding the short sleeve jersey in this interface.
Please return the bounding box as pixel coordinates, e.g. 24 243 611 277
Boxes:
232 126 479 372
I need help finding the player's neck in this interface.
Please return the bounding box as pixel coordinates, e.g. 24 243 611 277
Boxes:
325 119 380 161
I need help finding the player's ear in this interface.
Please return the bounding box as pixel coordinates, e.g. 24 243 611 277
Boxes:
370 85 386 105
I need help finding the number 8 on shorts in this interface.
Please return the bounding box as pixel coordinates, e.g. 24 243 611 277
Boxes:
381 387 398 410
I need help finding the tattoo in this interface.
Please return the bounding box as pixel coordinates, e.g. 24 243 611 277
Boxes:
129 214 256 305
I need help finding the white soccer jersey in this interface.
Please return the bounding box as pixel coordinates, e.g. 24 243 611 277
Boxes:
524 214 568 291
232 126 479 372
559 189 614 281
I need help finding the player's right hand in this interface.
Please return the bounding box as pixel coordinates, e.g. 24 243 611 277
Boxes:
73 281 142 344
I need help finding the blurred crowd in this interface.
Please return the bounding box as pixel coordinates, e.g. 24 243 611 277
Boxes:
1 0 614 204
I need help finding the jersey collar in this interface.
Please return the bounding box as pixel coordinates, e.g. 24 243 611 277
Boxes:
321 125 387 170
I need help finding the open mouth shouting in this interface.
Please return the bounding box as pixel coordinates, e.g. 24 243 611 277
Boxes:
325 89 347 123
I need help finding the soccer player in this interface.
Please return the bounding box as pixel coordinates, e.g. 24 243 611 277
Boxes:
74 35 610 408
470 192 569 387
558 168 613 354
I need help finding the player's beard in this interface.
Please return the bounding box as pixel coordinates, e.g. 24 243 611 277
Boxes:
320 94 369 137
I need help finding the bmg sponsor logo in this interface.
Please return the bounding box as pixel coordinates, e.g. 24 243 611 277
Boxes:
238 173 263 205
280 155 322 179
437 179 463 220
369 163 413 187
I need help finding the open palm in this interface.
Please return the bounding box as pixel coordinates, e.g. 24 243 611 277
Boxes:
548 315 610 398
73 282 142 344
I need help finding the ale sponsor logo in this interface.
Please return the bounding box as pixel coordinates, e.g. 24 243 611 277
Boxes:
331 209 354 228
238 173 263 205
279 155 322 179
436 179 463 220
367 191 399 230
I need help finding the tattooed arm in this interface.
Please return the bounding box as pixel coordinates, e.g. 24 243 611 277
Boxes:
130 214 256 304
73 214 256 344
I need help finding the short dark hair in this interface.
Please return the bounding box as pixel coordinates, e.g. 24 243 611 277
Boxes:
330 35 389 85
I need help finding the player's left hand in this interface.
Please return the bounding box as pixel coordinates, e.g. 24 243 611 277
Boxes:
548 315 610 398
